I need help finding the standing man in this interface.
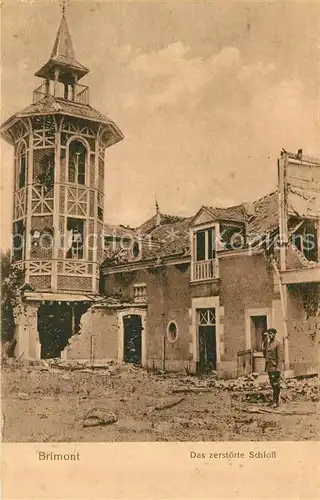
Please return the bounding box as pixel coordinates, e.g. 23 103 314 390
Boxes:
262 328 284 408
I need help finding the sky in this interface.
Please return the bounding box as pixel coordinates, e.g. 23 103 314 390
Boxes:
1 0 319 249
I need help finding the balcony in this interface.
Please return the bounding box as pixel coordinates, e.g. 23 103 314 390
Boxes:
33 81 90 106
192 259 218 281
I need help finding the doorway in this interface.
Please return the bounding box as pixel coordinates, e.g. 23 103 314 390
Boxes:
197 308 217 374
123 314 142 364
250 315 267 351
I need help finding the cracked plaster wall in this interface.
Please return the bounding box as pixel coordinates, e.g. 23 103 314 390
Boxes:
63 306 118 362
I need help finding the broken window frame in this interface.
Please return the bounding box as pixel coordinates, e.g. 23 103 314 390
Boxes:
68 139 87 186
291 219 318 262
36 150 55 191
219 224 244 251
66 217 85 260
97 192 104 221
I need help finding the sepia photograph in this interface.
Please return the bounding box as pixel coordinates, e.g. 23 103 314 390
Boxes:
1 0 319 452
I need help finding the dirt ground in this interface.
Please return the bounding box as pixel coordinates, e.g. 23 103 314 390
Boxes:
1 362 319 442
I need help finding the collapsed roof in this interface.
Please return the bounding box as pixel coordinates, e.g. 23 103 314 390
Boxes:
101 191 285 267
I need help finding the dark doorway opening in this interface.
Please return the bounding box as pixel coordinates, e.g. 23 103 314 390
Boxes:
197 308 217 374
123 314 142 364
198 326 217 373
37 302 90 359
250 315 267 351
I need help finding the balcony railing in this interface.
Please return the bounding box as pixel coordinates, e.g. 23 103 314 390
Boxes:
134 284 147 303
192 259 218 281
33 81 90 106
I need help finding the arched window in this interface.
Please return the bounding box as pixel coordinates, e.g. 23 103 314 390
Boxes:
68 140 87 185
17 142 27 189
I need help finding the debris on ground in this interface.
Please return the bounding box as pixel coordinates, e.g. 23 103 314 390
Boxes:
17 392 29 400
172 387 211 394
1 340 17 359
83 408 117 428
171 373 319 403
2 362 319 442
237 405 316 416
154 396 185 410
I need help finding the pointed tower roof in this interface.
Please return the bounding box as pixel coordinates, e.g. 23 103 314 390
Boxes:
35 12 89 82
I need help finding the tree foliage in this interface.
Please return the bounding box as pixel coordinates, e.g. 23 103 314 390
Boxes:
1 251 24 341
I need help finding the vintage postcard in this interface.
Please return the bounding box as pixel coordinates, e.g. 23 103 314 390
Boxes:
1 0 319 498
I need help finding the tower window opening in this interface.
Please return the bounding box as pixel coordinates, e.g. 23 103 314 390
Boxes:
36 150 55 191
66 217 85 260
12 219 25 262
68 140 87 185
98 192 104 221
17 143 27 189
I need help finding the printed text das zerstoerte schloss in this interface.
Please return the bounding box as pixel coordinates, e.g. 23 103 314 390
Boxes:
190 451 277 459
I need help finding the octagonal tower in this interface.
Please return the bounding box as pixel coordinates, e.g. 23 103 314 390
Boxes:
0 10 124 359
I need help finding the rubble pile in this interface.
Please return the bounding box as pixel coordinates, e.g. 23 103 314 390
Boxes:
27 359 123 376
3 357 319 402
212 374 269 391
168 372 319 403
283 377 319 402
213 374 320 402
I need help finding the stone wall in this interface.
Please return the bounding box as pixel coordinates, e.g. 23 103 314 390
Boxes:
287 284 320 375
63 307 118 362
219 254 274 361
104 264 191 369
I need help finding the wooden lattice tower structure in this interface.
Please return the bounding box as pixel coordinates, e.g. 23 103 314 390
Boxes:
0 10 123 359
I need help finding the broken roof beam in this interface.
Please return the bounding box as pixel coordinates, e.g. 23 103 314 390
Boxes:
281 151 320 166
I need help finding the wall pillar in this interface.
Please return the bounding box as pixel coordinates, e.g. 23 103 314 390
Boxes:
53 68 60 97
317 218 320 264
219 306 225 359
14 323 28 359
72 74 78 101
51 118 61 293
13 302 40 360
24 302 41 360
45 78 50 96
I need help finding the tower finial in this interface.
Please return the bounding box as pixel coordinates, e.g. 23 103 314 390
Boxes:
155 195 161 226
35 0 89 83
61 0 67 16
155 195 160 215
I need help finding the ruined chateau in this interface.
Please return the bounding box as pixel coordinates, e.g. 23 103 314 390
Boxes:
1 12 319 377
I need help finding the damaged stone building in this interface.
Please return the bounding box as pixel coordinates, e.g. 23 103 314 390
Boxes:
1 13 319 377
66 165 319 378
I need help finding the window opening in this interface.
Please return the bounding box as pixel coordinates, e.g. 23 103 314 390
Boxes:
66 218 84 259
13 220 25 261
196 228 216 261
68 140 86 185
167 321 178 343
18 143 27 189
